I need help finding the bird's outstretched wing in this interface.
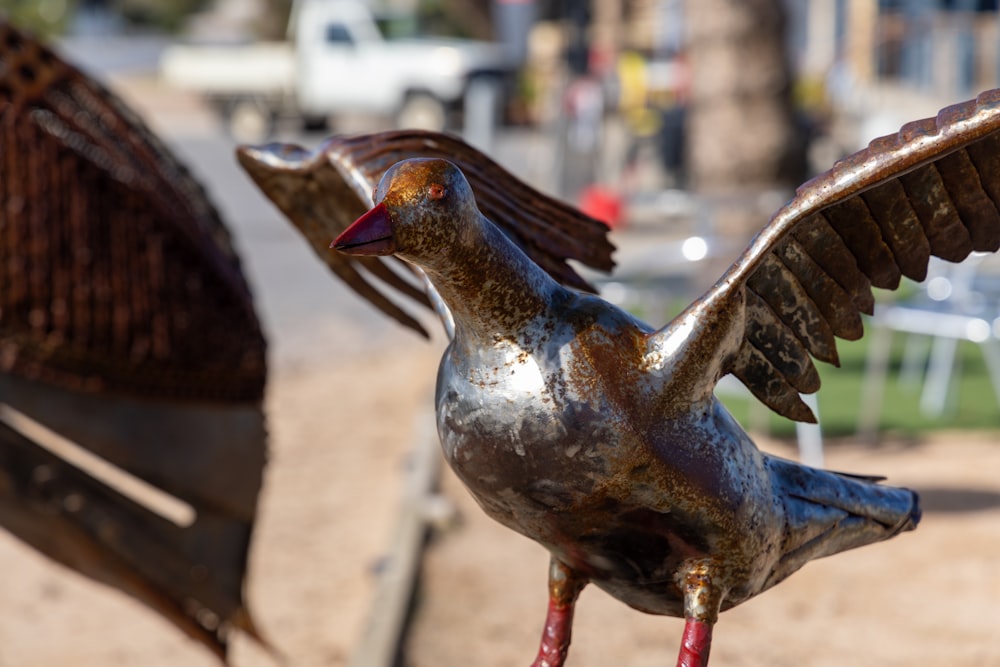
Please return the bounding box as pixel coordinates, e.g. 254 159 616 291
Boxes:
238 130 615 336
0 22 267 659
683 89 1000 422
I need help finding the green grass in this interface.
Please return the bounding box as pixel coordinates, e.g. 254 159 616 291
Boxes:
720 331 1000 439
622 291 1000 439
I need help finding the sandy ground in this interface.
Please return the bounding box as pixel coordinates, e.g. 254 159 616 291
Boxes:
409 431 1000 667
2 325 999 666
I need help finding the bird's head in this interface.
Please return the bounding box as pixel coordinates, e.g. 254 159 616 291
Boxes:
332 157 478 266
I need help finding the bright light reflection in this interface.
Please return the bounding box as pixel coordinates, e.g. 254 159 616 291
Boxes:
927 276 952 301
507 352 545 393
682 236 709 262
966 319 991 343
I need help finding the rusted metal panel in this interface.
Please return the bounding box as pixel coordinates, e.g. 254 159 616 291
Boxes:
0 22 267 660
0 23 265 402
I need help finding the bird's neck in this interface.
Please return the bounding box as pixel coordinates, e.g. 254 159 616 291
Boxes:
421 216 563 342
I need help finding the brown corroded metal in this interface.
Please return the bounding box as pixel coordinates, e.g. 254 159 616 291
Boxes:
0 23 265 401
0 23 267 660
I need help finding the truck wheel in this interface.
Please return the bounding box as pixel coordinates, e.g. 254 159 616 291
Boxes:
226 98 275 143
301 114 330 133
396 93 447 131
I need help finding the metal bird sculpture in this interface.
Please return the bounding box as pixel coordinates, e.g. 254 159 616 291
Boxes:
268 90 1000 666
0 22 268 659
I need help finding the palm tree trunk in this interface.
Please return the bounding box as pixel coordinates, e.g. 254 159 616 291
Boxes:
683 0 806 243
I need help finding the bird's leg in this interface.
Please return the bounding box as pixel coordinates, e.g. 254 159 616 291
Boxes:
530 557 588 667
676 560 723 667
677 617 714 667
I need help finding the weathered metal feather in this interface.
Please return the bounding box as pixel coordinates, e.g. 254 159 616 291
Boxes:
700 89 1000 421
238 130 615 336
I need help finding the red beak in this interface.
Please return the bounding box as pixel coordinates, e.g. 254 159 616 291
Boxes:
332 203 396 256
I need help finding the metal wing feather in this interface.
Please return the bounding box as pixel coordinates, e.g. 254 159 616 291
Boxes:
238 130 615 337
681 89 1000 422
0 22 267 659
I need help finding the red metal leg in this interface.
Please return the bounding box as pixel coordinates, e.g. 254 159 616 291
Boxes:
530 558 588 667
676 559 721 667
676 617 714 667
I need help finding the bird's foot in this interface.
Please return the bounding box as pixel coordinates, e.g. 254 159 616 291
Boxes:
530 557 588 667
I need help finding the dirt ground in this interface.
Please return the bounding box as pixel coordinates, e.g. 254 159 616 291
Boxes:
1 324 999 666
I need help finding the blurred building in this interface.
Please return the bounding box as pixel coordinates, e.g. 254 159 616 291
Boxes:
778 1 1000 152
788 0 1000 99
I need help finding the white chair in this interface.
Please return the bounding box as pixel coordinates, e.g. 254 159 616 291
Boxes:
858 254 1000 438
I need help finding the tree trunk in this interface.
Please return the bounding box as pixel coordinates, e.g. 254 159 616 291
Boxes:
683 0 806 243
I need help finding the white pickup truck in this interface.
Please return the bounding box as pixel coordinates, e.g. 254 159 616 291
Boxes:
160 0 512 139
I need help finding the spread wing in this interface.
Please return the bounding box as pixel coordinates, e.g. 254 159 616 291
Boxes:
0 22 267 659
686 89 1000 422
238 130 615 337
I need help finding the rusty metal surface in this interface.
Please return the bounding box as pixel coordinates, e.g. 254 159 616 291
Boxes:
240 60 1000 660
238 130 615 336
0 23 267 660
0 392 266 661
0 22 265 401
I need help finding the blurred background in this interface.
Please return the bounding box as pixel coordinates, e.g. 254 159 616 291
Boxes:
2 1 1000 666
19 0 993 437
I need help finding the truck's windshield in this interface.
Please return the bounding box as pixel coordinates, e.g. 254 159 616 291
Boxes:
374 13 459 41
374 15 420 40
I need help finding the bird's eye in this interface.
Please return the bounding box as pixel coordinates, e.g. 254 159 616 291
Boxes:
427 183 447 200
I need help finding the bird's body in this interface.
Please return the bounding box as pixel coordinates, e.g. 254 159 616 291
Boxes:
424 177 916 618
438 289 914 618
334 157 922 665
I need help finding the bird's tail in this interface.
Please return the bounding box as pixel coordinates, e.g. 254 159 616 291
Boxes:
764 457 920 588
